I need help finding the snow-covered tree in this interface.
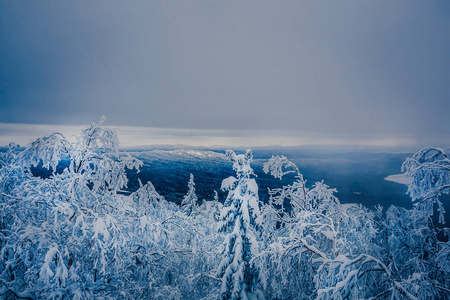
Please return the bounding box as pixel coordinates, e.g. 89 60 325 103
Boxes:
182 173 199 216
260 153 450 299
261 155 387 299
2 121 450 299
402 147 450 224
0 118 220 299
217 149 264 300
0 117 144 298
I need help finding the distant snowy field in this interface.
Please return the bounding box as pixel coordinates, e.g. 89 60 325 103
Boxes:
384 174 413 185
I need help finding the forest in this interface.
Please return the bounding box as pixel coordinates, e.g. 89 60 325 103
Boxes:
1 119 449 300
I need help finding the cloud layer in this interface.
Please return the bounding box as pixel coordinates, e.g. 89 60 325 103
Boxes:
0 122 419 149
0 1 449 146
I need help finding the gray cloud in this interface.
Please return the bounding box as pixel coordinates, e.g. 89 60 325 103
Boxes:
0 1 449 146
0 123 418 149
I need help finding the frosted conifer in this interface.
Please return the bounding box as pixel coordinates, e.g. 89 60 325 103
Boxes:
217 149 264 300
182 173 198 216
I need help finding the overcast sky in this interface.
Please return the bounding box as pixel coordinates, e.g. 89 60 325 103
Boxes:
0 1 449 147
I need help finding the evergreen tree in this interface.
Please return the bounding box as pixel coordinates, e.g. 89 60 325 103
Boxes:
182 173 198 216
217 149 264 300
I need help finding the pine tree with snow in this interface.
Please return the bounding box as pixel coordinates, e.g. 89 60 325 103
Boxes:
182 173 198 216
217 149 264 300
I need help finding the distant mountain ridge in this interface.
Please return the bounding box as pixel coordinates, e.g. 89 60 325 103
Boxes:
126 149 227 161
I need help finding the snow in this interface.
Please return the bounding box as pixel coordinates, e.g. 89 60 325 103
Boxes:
384 174 413 185
128 149 227 162
2 120 450 300
221 176 237 191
